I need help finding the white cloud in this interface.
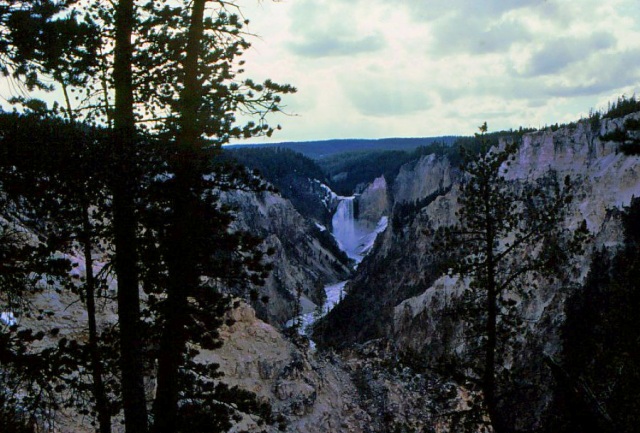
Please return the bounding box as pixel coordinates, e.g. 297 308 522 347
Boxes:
288 34 385 58
234 0 640 142
340 70 432 117
284 0 386 57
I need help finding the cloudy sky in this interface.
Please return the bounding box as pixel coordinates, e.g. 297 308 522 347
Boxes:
235 0 640 142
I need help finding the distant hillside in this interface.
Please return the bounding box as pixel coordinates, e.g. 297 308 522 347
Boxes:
223 147 335 224
225 131 532 196
225 136 459 159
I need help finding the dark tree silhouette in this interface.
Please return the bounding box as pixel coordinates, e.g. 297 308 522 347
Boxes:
0 1 293 431
552 198 640 433
444 123 581 432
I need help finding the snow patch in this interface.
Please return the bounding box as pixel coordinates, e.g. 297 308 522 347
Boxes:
314 179 339 208
1 312 16 326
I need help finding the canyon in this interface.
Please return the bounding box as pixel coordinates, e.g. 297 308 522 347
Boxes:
3 111 639 432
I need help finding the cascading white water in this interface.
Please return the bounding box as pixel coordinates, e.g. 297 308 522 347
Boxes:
332 197 366 262
286 191 389 341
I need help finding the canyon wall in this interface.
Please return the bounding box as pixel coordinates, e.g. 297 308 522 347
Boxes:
221 189 351 325
318 113 640 431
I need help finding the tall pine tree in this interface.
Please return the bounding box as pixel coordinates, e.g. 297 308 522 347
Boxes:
444 123 581 432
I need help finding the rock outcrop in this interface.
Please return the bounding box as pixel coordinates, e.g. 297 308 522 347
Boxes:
393 154 454 204
222 190 351 325
356 176 389 230
319 113 640 431
202 303 372 433
204 303 489 433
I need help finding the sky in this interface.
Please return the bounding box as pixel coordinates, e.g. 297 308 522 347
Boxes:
234 0 640 142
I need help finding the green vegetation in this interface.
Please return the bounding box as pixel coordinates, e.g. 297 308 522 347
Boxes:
319 129 531 196
601 116 640 155
228 136 458 159
318 142 457 196
603 94 640 119
434 124 584 432
547 95 640 137
227 147 327 183
0 1 292 432
229 126 541 201
319 149 412 195
225 147 334 223
551 198 640 433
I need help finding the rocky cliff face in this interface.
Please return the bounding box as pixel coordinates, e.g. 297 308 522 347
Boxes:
202 302 489 433
200 303 370 433
221 190 351 326
318 113 640 431
393 154 454 204
356 176 389 230
392 115 640 349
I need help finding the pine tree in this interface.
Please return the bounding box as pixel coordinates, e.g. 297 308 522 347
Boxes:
0 111 121 432
0 0 99 95
443 123 582 432
1 1 294 431
552 198 640 433
143 2 293 430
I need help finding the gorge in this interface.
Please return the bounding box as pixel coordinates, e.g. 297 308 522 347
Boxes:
224 109 640 432
2 108 640 433
3 1 640 432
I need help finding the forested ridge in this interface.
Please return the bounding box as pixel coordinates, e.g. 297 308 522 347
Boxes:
226 136 459 159
228 127 538 197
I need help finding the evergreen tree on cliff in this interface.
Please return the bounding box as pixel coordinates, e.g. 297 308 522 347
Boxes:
445 123 581 432
552 198 640 433
137 2 293 431
0 3 110 430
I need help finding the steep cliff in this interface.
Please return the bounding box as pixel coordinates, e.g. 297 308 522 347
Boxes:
222 190 351 326
202 302 489 433
393 154 454 204
314 154 461 347
356 176 390 230
317 113 640 431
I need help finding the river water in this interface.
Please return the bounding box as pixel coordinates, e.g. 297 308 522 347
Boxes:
286 194 388 340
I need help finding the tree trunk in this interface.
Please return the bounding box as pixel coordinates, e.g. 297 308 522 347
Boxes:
151 1 208 432
81 202 111 433
113 1 149 431
484 278 499 432
151 173 199 433
483 186 501 433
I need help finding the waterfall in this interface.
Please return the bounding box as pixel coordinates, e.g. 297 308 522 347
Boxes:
332 197 362 261
332 195 390 264
286 192 389 343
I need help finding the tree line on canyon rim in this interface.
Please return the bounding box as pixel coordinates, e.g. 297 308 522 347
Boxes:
1 2 640 433
3 116 639 433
